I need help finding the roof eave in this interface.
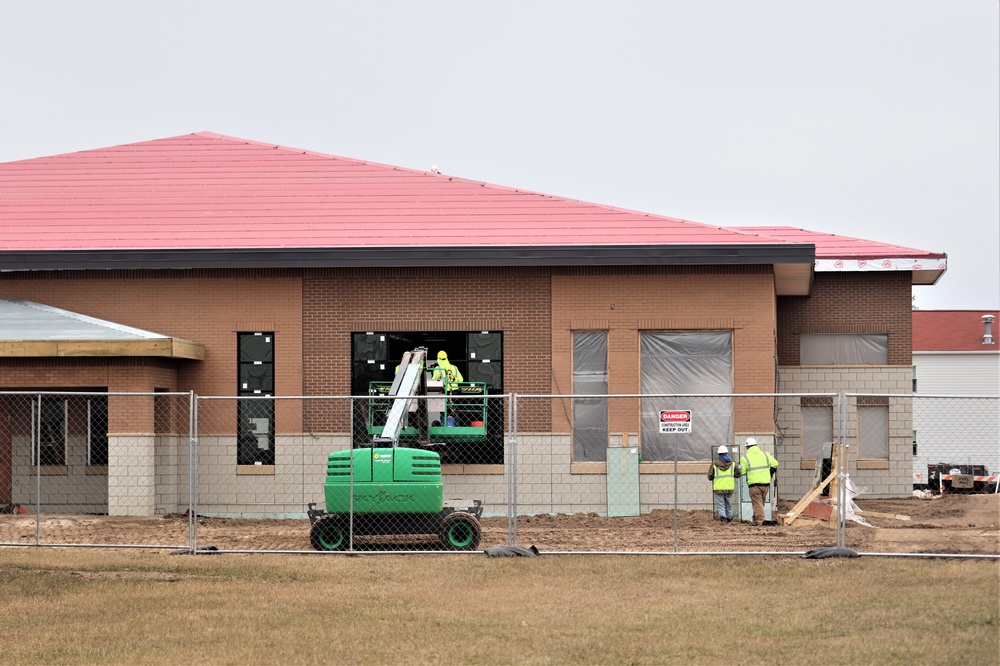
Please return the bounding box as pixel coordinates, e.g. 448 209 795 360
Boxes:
0 243 814 270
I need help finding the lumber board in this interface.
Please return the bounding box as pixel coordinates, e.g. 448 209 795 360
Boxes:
782 470 836 525
783 515 837 529
854 510 911 521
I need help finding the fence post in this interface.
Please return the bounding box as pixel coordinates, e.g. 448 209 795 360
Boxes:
836 391 846 548
189 391 198 552
509 393 517 546
33 394 41 545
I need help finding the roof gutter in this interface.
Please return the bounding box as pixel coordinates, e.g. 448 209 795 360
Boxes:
0 243 814 271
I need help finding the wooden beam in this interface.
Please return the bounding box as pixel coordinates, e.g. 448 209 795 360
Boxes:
781 469 836 525
0 338 205 360
784 515 837 529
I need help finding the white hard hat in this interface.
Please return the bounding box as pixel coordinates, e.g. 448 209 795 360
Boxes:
717 445 728 455
745 437 757 446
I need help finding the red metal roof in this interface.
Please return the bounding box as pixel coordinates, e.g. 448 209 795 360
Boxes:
913 310 1000 352
726 225 947 285
1 132 789 251
725 225 945 261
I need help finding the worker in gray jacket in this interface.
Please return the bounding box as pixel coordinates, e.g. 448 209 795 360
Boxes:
708 445 739 523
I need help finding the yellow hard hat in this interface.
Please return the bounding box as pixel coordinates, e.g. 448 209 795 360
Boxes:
437 351 448 360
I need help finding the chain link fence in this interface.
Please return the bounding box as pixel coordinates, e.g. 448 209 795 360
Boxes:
0 391 193 548
1 390 996 554
908 394 1000 493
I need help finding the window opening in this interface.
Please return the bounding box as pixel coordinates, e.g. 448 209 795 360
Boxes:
857 396 889 459
88 396 109 466
801 396 833 462
238 332 275 466
352 331 504 465
572 331 608 462
640 331 733 462
32 397 66 466
800 334 889 365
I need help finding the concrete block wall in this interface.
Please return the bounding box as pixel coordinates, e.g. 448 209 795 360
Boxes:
108 435 154 516
463 434 721 515
194 434 348 516
154 435 187 515
777 367 913 499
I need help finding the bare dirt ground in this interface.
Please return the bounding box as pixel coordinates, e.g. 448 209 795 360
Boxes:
1 493 997 555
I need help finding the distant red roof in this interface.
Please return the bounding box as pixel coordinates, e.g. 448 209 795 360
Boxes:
913 310 1000 352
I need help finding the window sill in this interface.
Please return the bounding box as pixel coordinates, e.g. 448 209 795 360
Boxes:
569 461 712 474
237 465 275 475
442 464 504 475
570 462 607 474
640 462 712 474
30 466 69 476
856 459 889 470
87 466 108 476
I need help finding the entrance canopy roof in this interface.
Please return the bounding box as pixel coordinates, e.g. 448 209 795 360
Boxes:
0 299 205 360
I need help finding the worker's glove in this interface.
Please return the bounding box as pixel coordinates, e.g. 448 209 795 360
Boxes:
770 468 778 479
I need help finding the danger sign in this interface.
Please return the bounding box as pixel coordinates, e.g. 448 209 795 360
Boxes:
659 410 692 433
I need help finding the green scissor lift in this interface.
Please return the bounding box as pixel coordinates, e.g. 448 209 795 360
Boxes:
307 348 485 551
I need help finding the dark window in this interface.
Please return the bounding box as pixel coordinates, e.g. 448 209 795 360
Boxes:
33 397 66 466
351 331 504 465
238 333 275 465
88 397 109 466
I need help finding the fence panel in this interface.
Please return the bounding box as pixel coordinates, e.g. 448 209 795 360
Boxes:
510 394 802 553
908 395 999 492
193 394 510 552
0 391 193 549
2 390 994 555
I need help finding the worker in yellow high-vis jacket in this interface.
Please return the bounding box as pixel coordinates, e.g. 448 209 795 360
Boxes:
708 445 739 523
432 350 463 392
739 438 778 526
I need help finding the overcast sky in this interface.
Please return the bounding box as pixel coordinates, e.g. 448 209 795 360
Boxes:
2 0 997 310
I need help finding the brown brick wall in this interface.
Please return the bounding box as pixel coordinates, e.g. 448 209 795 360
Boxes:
552 266 777 435
302 267 552 429
776 272 912 365
0 358 177 433
0 270 303 396
0 357 175 392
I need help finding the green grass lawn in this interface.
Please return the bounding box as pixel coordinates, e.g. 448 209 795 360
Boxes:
1 550 997 665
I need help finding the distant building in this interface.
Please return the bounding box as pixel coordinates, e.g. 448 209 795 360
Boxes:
911 310 1000 485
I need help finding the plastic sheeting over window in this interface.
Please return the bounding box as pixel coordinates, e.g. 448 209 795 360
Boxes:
802 404 833 461
800 334 888 366
858 403 889 459
640 332 733 462
572 331 608 462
